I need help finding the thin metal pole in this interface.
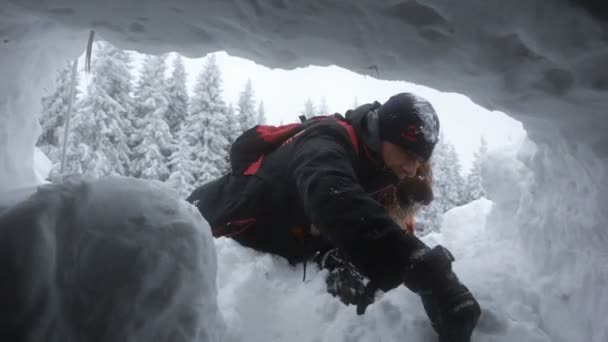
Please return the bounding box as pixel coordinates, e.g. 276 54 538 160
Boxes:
60 58 79 174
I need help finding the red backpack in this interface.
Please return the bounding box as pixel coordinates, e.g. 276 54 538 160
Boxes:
229 114 360 175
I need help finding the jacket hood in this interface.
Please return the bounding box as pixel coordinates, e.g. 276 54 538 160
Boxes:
345 101 383 158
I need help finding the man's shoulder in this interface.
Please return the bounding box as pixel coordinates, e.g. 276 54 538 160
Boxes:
299 118 357 147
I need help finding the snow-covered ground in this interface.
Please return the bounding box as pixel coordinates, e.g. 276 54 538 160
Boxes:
214 198 552 342
0 175 549 342
0 137 606 341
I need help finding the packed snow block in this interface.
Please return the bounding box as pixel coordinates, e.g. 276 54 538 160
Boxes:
0 186 37 216
0 176 224 342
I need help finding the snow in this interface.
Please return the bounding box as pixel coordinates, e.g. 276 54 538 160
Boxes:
1 0 607 341
0 142 604 342
33 147 53 183
213 197 552 342
0 176 224 341
237 79 258 132
2 152 565 342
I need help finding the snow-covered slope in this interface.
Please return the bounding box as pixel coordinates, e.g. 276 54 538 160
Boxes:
0 177 223 341
1 1 607 341
214 198 555 342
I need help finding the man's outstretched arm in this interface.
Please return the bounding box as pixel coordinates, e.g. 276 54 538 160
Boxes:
290 129 481 341
289 129 427 291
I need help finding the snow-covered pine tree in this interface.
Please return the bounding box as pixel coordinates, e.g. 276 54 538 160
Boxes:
131 55 172 180
301 98 316 120
465 136 488 202
416 134 465 233
429 134 450 210
59 42 134 178
317 96 329 115
257 101 267 125
165 122 197 198
226 103 241 144
37 61 79 164
186 54 229 184
432 136 465 212
56 97 101 178
237 78 257 133
444 142 467 207
415 195 444 235
416 136 447 233
165 54 189 136
220 103 240 173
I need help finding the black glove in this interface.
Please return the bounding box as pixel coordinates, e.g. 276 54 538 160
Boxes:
421 286 480 342
405 246 481 342
315 249 377 315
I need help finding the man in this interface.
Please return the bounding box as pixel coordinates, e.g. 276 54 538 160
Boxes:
188 93 481 341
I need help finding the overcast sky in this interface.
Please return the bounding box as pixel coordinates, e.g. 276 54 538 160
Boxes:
79 49 526 174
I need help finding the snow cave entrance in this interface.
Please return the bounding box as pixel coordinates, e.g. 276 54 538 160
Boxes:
37 40 527 238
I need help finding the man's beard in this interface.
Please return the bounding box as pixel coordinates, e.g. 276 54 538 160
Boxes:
310 162 433 236
373 161 433 234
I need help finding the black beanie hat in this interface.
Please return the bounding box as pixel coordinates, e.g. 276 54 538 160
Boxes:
377 93 440 161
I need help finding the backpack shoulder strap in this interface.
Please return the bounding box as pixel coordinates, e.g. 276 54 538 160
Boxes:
331 114 360 155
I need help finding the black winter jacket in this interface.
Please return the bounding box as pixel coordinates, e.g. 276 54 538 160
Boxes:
187 104 427 291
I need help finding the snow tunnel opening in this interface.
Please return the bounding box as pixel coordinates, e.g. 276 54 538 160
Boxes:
35 39 530 237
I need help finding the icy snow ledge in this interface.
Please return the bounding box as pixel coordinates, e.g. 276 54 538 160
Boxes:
0 176 224 341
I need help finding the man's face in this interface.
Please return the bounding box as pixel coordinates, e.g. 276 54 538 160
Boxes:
380 141 422 180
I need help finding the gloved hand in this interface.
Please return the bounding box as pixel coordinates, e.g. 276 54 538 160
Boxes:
404 246 481 342
421 285 480 342
315 248 377 315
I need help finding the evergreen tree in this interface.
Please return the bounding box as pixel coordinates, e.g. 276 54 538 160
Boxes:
59 42 134 178
186 54 229 184
416 197 444 235
225 103 240 143
302 98 316 119
220 103 241 173
131 55 172 180
76 81 131 176
257 101 267 125
416 134 466 233
165 123 197 198
165 54 189 136
317 96 329 115
37 61 79 165
465 136 488 202
444 143 467 207
58 99 103 178
237 79 257 132
416 136 447 234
